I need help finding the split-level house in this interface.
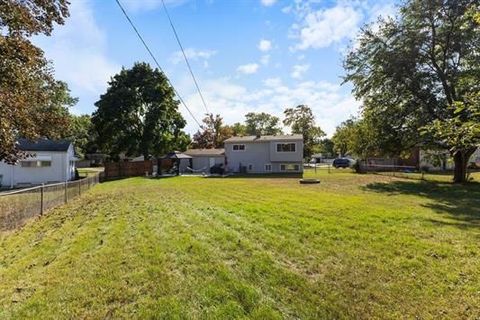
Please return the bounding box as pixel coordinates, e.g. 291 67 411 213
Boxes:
223 134 304 174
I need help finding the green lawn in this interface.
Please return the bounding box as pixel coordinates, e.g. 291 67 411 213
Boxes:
1 170 479 319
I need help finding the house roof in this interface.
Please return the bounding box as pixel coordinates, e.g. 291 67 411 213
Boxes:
184 148 225 156
224 134 303 143
161 151 192 159
17 138 72 152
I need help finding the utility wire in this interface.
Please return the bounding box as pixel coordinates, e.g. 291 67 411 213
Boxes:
161 0 210 115
114 0 202 129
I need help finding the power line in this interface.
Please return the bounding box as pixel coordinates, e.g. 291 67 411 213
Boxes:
114 0 202 129
160 0 210 115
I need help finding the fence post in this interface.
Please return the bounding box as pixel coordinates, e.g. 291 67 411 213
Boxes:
65 181 68 203
40 184 44 215
78 180 81 196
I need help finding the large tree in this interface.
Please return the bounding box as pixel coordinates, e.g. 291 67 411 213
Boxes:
64 114 96 158
283 105 325 159
92 62 189 160
0 0 72 163
344 0 480 183
244 112 282 136
192 113 233 149
332 117 379 159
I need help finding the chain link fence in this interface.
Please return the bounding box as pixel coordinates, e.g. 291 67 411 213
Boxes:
0 173 100 231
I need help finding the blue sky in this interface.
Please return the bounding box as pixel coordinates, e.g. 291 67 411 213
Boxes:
34 0 397 136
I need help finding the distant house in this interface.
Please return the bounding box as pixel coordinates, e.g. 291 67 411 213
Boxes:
415 147 480 171
224 134 304 174
0 139 78 188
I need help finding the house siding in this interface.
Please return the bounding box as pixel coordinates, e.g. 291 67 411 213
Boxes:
225 139 303 174
0 146 76 188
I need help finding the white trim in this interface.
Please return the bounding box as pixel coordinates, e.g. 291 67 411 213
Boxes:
280 163 300 172
275 142 297 153
232 144 246 152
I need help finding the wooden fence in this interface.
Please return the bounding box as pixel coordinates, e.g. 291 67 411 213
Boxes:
0 173 100 231
103 161 154 179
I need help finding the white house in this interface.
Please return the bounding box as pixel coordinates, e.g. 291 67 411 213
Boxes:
0 139 78 188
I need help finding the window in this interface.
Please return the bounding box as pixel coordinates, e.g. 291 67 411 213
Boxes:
233 144 245 151
248 164 253 171
280 164 300 172
265 164 272 172
276 143 296 152
21 160 52 168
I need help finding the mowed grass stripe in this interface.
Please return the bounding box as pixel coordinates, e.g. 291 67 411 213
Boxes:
0 171 479 319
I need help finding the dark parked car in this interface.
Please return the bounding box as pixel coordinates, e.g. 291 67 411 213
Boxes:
333 158 352 168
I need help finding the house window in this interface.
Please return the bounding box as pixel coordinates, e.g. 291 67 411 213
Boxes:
21 160 52 168
233 144 245 151
280 164 300 172
248 164 253 171
265 164 272 172
276 143 296 152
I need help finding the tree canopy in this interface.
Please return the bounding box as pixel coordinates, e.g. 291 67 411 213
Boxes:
0 0 72 163
92 62 189 160
244 112 282 136
192 114 233 149
283 105 325 159
344 0 480 182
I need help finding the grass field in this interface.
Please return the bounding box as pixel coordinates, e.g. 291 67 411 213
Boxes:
1 170 479 319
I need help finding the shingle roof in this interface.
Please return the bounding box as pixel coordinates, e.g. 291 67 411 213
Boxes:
17 138 72 152
161 151 192 159
224 134 303 143
185 148 225 156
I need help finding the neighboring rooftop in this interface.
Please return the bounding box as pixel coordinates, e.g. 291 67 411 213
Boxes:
224 134 303 143
17 138 72 152
185 148 225 156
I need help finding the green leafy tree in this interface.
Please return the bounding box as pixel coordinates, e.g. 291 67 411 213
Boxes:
229 122 247 136
283 105 325 159
332 117 380 159
423 93 480 180
64 114 96 158
92 62 189 160
344 0 480 183
0 0 72 163
314 138 335 158
244 112 282 136
332 119 356 157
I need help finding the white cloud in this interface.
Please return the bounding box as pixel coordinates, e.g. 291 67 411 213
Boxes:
237 63 260 74
293 4 363 50
170 48 217 64
258 39 272 52
33 0 119 113
291 64 310 79
261 0 277 7
181 76 360 137
286 1 397 52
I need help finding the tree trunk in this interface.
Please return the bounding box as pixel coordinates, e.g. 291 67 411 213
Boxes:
453 148 476 183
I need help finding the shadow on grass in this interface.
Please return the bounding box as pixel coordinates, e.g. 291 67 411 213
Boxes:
206 173 303 179
363 180 480 228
